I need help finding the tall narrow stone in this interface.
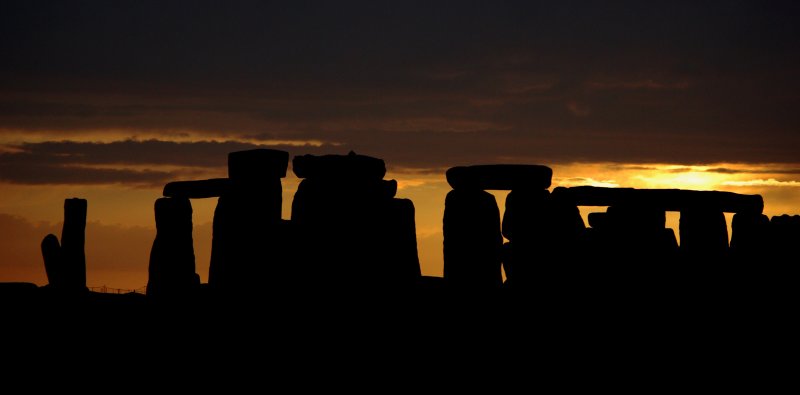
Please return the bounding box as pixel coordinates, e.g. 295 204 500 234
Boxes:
147 197 199 298
61 198 87 289
443 189 503 290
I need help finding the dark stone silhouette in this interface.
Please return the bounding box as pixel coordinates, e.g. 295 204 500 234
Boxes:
502 189 551 241
208 149 289 293
163 178 230 199
446 165 552 191
291 152 420 293
505 188 585 289
768 214 800 261
41 234 62 287
730 212 770 262
228 149 290 180
147 197 199 298
593 205 676 266
62 198 87 288
39 198 88 292
443 189 503 290
382 198 422 285
293 151 386 180
561 186 763 213
501 189 550 287
679 208 729 261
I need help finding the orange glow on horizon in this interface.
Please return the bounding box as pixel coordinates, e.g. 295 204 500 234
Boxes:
1 162 799 289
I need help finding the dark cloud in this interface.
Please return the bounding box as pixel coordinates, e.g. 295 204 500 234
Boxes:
5 133 800 186
0 139 330 185
1 1 800 169
707 167 800 175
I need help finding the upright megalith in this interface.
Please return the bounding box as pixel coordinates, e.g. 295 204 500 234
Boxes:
208 149 290 293
40 198 88 292
443 189 503 290
444 164 554 290
768 215 800 261
730 212 770 262
679 208 729 261
291 152 420 292
501 189 552 288
147 197 199 298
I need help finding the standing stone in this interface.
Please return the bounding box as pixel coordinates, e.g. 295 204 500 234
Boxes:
41 234 63 287
380 198 422 287
501 190 549 288
503 189 586 290
147 197 199 298
768 215 800 261
605 205 671 261
730 212 769 262
679 208 729 261
39 198 88 292
61 198 87 288
291 176 401 291
208 149 289 293
443 189 503 290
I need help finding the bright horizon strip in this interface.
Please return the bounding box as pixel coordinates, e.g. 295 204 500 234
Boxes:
1 162 799 289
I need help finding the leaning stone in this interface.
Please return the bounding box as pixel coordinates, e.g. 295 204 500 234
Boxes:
41 234 63 287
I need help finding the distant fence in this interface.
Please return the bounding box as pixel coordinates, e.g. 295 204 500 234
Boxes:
88 285 146 295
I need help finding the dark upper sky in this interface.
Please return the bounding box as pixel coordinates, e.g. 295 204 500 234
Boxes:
2 1 800 184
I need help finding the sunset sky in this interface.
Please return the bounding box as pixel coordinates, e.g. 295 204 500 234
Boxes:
1 1 799 288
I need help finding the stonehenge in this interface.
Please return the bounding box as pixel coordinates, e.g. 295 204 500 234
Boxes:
22 153 796 305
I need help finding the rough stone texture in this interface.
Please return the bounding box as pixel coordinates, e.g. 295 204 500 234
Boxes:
443 189 503 290
147 197 199 298
446 165 552 191
292 152 386 180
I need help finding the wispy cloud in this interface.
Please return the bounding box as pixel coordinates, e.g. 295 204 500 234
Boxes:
556 177 619 188
722 179 800 187
587 80 689 91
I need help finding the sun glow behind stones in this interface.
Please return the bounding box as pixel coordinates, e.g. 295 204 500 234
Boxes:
1 161 799 288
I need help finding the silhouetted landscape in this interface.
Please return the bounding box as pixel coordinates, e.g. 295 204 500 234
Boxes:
2 149 797 318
